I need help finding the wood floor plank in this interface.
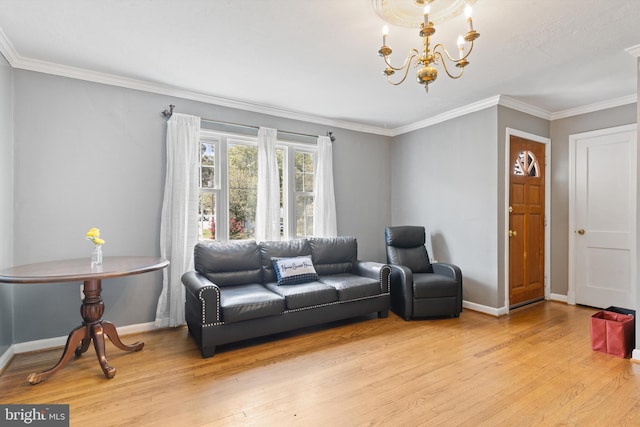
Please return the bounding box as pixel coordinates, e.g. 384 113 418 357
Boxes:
1 302 639 426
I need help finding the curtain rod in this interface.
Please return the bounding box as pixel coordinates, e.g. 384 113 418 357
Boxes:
161 105 335 142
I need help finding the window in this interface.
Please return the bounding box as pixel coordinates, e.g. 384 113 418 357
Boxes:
513 150 540 177
198 129 316 241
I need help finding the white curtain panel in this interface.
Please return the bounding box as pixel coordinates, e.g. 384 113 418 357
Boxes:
155 113 201 327
256 127 281 241
313 135 337 237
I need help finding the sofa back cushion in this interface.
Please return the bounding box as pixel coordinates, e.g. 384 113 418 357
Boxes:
260 239 312 283
194 240 262 286
309 236 357 275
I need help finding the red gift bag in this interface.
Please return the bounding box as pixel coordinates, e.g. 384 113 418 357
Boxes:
590 310 635 358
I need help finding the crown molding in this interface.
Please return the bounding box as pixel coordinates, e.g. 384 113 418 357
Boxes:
0 26 393 137
0 25 18 66
550 94 637 120
392 95 502 136
0 26 635 139
625 44 640 57
497 95 553 120
14 55 394 137
391 95 553 136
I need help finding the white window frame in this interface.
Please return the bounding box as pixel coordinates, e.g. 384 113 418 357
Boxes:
199 129 316 242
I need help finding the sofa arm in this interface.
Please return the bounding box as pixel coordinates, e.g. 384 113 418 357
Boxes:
182 271 222 325
432 262 462 285
354 261 391 293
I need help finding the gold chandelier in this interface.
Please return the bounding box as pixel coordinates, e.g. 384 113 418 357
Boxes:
375 0 480 92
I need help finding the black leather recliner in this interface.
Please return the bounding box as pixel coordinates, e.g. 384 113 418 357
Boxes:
384 226 462 320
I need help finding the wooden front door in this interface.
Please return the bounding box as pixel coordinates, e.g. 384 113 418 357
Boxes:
509 136 545 307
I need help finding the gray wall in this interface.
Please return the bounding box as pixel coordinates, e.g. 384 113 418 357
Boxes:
11 70 391 342
549 103 637 297
4 64 637 346
390 107 500 308
0 52 13 355
391 101 638 311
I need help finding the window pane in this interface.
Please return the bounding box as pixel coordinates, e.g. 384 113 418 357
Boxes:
513 150 539 177
201 142 215 188
296 194 314 237
198 192 216 240
276 148 285 238
228 143 257 240
295 152 314 193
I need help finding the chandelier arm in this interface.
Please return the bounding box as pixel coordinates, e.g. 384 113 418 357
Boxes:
459 40 476 62
387 53 420 85
384 49 420 72
433 43 457 63
435 51 464 79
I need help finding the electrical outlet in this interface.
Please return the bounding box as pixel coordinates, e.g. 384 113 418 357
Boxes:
80 284 85 300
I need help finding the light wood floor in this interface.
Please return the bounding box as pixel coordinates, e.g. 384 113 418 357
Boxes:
1 302 639 426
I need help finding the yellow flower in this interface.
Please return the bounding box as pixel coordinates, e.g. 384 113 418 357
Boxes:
85 228 106 245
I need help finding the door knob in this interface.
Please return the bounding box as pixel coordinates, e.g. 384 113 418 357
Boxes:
577 229 585 235
509 230 518 237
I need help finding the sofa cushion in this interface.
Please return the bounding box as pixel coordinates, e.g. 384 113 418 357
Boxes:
195 240 262 286
309 236 356 275
265 281 338 310
219 283 285 323
260 239 312 283
319 274 382 301
412 273 458 298
272 256 319 285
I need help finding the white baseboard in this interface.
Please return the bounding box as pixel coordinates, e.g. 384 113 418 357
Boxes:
550 293 569 303
463 300 508 317
1 322 162 372
0 345 15 373
632 349 640 363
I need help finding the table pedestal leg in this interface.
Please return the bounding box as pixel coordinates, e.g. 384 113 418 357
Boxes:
102 321 144 352
27 324 89 385
27 278 144 384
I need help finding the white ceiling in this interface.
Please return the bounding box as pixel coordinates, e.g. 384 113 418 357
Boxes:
0 0 638 134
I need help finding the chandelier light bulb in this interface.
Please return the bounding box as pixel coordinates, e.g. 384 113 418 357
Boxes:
457 35 465 57
423 5 430 26
465 5 473 19
382 25 389 45
465 5 474 31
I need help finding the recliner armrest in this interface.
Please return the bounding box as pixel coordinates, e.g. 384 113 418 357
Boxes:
353 261 392 293
388 264 414 319
182 271 222 325
432 262 462 285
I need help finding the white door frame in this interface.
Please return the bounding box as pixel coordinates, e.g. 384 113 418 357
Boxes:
567 123 638 305
503 128 552 313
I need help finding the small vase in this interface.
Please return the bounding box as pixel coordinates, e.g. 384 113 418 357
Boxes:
91 244 103 267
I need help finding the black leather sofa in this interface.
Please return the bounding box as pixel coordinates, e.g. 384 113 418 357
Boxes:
182 236 391 357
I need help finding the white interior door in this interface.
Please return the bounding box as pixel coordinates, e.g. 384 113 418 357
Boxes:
569 124 637 309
